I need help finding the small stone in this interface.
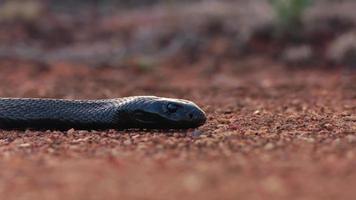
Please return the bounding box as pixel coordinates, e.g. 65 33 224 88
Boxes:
67 128 75 135
264 143 275 150
18 143 31 148
253 110 260 115
131 134 140 139
71 138 88 144
323 123 333 130
192 130 203 137
305 138 315 143
78 130 88 134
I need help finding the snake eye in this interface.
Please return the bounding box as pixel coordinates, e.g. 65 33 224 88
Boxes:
167 103 178 113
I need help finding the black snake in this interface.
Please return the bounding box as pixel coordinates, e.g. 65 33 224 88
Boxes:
0 96 206 130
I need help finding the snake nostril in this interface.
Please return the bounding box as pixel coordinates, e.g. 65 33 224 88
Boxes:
188 113 194 119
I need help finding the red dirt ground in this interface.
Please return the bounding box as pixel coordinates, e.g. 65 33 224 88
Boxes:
0 60 355 200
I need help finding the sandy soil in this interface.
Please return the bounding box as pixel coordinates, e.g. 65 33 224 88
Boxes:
0 60 354 200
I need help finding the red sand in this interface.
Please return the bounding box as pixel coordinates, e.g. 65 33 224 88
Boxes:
0 61 354 200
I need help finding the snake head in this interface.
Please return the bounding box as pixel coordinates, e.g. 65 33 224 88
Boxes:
126 96 206 129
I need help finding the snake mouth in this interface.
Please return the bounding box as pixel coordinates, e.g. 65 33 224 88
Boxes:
132 111 187 128
133 111 162 125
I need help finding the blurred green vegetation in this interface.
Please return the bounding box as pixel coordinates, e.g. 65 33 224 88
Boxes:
269 0 313 33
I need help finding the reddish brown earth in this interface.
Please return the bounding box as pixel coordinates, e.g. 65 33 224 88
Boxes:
0 60 354 200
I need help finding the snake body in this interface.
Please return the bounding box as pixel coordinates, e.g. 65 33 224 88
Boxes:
0 96 206 130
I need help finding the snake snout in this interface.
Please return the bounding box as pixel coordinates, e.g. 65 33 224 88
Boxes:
187 109 206 126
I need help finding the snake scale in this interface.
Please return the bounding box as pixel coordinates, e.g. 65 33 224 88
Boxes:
0 96 206 130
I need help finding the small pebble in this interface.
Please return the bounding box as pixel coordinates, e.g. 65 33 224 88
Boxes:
264 142 275 150
192 130 203 138
18 143 31 148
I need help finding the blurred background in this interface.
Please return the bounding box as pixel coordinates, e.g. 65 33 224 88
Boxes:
0 0 355 69
0 1 355 200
